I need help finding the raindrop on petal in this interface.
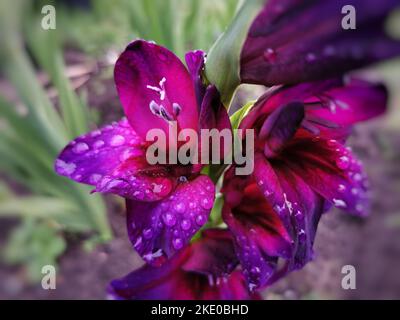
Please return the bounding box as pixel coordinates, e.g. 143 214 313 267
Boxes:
162 212 177 227
172 238 183 250
174 203 186 213
73 142 89 154
143 228 153 239
336 156 350 170
180 219 191 231
195 215 206 226
110 135 126 147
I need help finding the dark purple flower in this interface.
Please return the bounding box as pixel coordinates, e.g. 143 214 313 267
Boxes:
55 40 230 265
241 0 400 86
222 77 388 289
108 229 260 300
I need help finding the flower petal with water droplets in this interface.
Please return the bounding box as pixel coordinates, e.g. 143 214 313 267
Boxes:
126 175 215 265
55 118 174 201
115 40 199 142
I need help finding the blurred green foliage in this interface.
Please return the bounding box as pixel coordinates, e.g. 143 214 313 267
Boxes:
53 0 238 59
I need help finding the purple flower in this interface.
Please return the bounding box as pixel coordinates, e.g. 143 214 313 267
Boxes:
55 40 230 265
222 77 388 289
108 229 260 300
241 0 400 86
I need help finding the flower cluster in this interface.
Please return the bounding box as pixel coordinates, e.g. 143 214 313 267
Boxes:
55 1 399 299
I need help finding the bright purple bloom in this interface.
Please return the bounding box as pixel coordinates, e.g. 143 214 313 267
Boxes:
55 40 230 265
222 77 387 289
241 0 400 86
108 229 260 300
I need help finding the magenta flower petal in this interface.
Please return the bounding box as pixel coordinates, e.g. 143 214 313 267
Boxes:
197 85 232 160
182 229 238 276
306 78 388 127
115 40 199 141
271 163 325 270
222 171 292 289
283 131 369 216
199 85 231 131
185 50 207 107
126 175 215 265
258 101 304 157
185 50 231 133
252 154 324 273
108 229 259 300
252 153 292 230
241 0 400 86
55 118 175 201
242 78 388 140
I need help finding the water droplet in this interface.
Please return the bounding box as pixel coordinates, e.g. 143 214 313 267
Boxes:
90 130 101 137
90 174 102 184
327 139 337 147
251 266 261 274
248 283 257 292
263 48 277 63
134 236 142 248
174 203 186 213
178 176 188 183
181 219 191 231
162 212 176 226
323 45 336 56
295 210 303 220
195 215 206 226
55 159 76 175
143 228 153 239
133 190 143 198
351 188 359 195
110 135 125 147
93 140 105 149
73 174 82 181
298 229 306 241
73 142 89 154
201 198 213 210
306 53 317 62
208 274 215 286
144 249 166 267
353 173 362 182
120 148 140 161
172 238 183 250
189 202 196 209
338 184 346 192
336 156 350 169
333 198 347 208
152 183 163 193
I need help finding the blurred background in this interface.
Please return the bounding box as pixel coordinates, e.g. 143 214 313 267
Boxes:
0 0 399 299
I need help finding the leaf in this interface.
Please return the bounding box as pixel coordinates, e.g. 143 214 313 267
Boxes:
205 0 265 107
230 100 255 129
